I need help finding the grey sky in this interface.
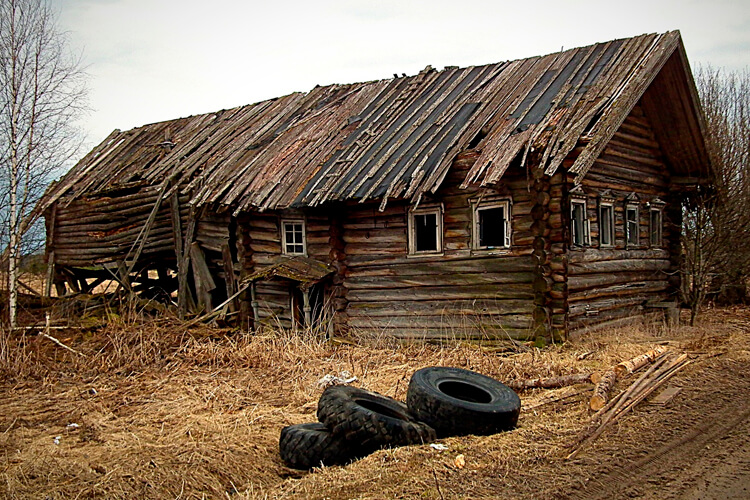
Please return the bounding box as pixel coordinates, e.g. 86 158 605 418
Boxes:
53 0 750 147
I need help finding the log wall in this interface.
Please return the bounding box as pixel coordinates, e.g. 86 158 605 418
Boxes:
566 104 676 331
47 185 190 268
340 155 537 340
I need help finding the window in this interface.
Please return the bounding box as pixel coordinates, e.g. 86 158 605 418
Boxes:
472 200 511 250
571 199 590 246
408 205 443 255
625 204 639 247
648 199 665 247
282 219 306 255
599 203 614 247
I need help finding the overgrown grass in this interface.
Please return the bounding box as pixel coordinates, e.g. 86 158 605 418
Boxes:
0 304 747 499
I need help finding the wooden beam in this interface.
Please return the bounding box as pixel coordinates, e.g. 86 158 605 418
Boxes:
221 244 237 313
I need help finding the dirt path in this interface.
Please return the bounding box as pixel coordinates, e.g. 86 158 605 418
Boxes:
563 354 750 499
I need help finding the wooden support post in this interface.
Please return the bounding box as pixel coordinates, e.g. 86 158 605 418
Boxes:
250 282 259 331
189 242 215 312
178 206 197 317
221 244 237 313
116 260 131 291
303 289 311 327
45 250 55 297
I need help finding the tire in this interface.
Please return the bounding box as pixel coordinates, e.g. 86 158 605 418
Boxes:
317 385 436 450
406 367 521 437
279 422 355 469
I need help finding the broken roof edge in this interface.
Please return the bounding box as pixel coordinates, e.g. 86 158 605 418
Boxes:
37 30 709 222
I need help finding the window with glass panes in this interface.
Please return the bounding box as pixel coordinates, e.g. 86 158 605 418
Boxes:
650 208 662 247
571 200 590 246
282 220 305 255
626 205 639 247
599 203 614 247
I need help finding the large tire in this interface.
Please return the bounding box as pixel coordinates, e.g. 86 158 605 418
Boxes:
317 385 436 450
406 367 521 437
279 422 355 469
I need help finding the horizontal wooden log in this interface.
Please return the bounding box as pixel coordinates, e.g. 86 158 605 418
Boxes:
568 248 669 264
346 298 534 316
569 258 671 275
568 273 668 293
346 283 535 302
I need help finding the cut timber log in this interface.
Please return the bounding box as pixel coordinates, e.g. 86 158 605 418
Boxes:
614 345 669 377
590 370 617 411
507 372 594 391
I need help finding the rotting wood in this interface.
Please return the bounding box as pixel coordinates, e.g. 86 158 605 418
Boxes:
221 244 237 313
189 242 215 312
507 372 594 391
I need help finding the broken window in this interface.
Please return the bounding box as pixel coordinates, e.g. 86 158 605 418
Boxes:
282 219 306 255
625 204 639 247
571 199 590 246
408 205 443 255
472 200 511 250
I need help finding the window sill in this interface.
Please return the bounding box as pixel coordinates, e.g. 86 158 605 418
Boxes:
407 251 445 259
470 247 512 256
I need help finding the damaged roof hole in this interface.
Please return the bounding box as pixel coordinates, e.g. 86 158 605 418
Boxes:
468 127 490 149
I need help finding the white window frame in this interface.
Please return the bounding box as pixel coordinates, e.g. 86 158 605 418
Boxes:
570 199 590 247
281 219 307 256
407 204 443 256
599 201 615 248
625 203 639 248
471 199 512 251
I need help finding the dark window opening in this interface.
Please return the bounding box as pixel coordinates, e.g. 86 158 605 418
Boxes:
414 213 438 252
478 206 507 248
650 209 662 247
626 207 639 246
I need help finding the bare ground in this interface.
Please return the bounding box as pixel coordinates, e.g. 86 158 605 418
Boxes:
1 301 748 499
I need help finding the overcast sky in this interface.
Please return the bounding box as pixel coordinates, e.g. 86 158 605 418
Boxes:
53 0 750 148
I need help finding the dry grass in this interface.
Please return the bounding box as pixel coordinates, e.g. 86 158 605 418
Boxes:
0 303 747 499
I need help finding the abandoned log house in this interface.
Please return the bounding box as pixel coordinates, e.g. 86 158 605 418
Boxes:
37 31 712 341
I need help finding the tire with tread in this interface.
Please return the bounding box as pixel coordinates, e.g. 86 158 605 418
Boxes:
279 422 355 470
406 366 521 437
317 385 436 450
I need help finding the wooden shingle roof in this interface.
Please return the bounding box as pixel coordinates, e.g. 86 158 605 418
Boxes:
41 31 708 215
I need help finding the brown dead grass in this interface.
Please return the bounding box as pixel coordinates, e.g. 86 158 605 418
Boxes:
0 305 747 499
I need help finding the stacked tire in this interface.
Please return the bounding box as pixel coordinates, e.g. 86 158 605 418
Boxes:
279 386 436 470
279 367 521 470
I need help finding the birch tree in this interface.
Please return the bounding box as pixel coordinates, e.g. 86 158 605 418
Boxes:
0 0 87 327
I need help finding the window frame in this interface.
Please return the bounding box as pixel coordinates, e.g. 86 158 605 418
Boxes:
598 199 615 248
407 204 444 257
471 198 512 251
281 218 307 256
570 198 591 247
625 202 640 248
648 199 665 248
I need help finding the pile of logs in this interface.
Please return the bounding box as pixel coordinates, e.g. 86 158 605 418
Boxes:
568 348 692 459
506 344 693 460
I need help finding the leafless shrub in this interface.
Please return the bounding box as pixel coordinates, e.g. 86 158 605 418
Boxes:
683 66 750 323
